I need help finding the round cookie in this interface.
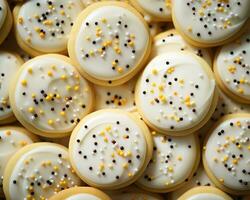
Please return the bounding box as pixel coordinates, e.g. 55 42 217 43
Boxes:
109 191 163 200
199 89 250 140
214 30 250 104
68 2 152 86
178 186 233 200
69 109 153 189
49 187 111 200
93 76 136 111
3 142 82 200
130 0 171 22
169 164 214 200
0 0 12 45
135 51 218 136
203 114 250 195
13 0 84 56
9 54 94 138
0 51 24 125
152 29 212 66
172 0 250 47
0 126 38 196
136 131 200 193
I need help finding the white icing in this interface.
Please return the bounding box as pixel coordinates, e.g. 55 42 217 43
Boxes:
13 55 93 134
215 30 250 100
110 192 161 200
8 143 81 200
93 77 136 111
187 193 225 200
136 52 215 132
137 133 198 189
74 5 149 81
172 0 250 43
134 0 171 20
66 194 101 200
0 51 22 121
170 165 213 200
0 0 7 29
205 116 250 191
16 0 84 53
0 127 34 192
70 110 148 186
153 30 212 66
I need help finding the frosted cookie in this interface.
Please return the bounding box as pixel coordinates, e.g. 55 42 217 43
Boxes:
93 76 136 111
130 0 171 22
203 114 250 195
9 54 94 138
0 126 38 196
135 51 218 136
178 186 233 200
136 131 200 193
169 164 214 200
69 109 153 189
3 142 82 200
68 2 151 86
0 51 23 125
199 89 250 140
172 0 250 47
0 0 12 45
13 0 84 56
109 191 163 200
49 187 111 200
152 29 212 66
214 30 250 104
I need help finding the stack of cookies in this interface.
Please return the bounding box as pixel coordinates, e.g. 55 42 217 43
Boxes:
0 0 249 199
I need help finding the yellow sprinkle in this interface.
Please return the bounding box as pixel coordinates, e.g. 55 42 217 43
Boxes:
48 120 54 125
60 10 65 15
19 141 28 146
117 67 123 73
236 121 241 127
213 157 218 162
99 163 105 171
43 20 53 26
123 163 128 169
151 131 156 135
168 166 173 172
101 18 107 23
152 69 158 75
39 32 45 39
219 178 224 183
47 71 53 76
232 159 238 165
66 85 71 91
21 80 27 86
177 156 182 161
5 130 11 136
28 68 33 74
74 85 79 91
18 17 24 24
227 65 236 74
128 172 133 177
60 111 65 116
167 67 175 74
28 107 34 113
61 75 67 80
105 125 111 131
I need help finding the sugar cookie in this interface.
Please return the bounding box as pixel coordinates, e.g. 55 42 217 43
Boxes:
172 0 250 47
3 142 82 200
49 187 111 200
130 0 171 22
93 76 136 111
0 51 23 125
0 126 38 196
136 131 200 193
109 191 164 200
13 0 84 56
203 114 250 195
135 51 218 136
9 54 94 138
0 0 12 45
214 30 250 104
152 29 212 66
69 109 153 189
68 2 151 86
178 186 233 200
199 89 250 140
169 164 214 200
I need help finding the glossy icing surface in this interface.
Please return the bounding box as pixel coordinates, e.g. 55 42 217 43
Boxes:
73 4 150 81
137 132 198 190
16 0 84 52
205 116 250 191
93 78 136 111
66 194 101 200
170 165 213 200
172 0 250 43
136 52 215 132
0 127 34 193
215 31 250 100
134 0 171 20
7 143 81 200
13 55 93 134
70 110 148 186
153 30 212 66
0 51 22 121
0 0 7 29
